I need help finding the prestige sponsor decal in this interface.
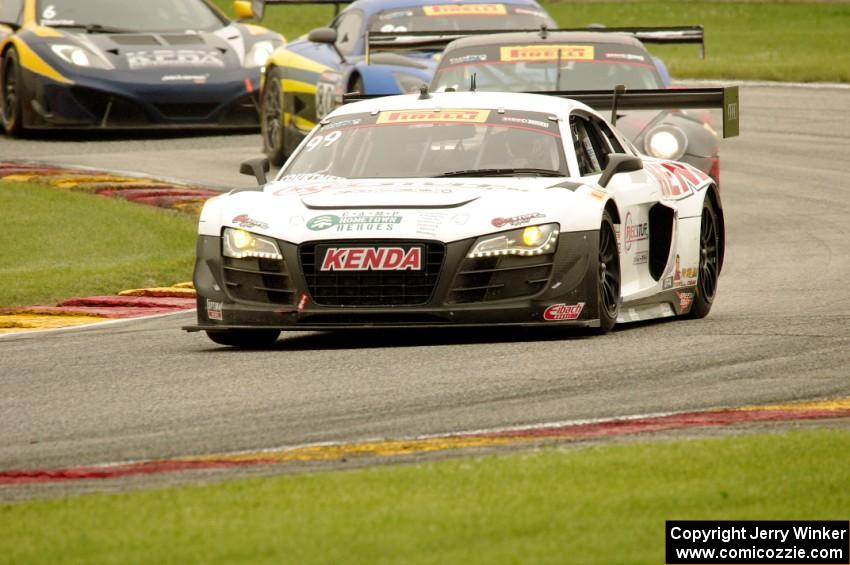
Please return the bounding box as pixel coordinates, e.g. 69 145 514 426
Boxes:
676 291 694 310
307 211 403 232
232 214 269 230
543 302 585 321
624 212 648 251
500 44 594 63
422 4 507 16
377 109 489 124
491 212 545 228
320 247 422 271
206 300 223 321
126 49 225 70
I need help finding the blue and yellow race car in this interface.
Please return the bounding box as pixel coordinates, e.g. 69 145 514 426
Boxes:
0 0 283 135
252 0 556 164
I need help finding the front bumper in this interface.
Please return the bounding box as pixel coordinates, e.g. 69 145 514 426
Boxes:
184 231 602 331
21 69 260 129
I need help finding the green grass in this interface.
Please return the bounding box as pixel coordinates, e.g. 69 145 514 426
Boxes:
2 429 848 564
213 0 850 82
0 182 197 307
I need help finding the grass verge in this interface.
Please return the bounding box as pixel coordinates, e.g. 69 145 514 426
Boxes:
213 0 850 82
0 181 196 307
2 429 848 564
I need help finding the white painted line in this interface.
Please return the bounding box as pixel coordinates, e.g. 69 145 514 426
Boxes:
675 79 850 90
0 309 195 340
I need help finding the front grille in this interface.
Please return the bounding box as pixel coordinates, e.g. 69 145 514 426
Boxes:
300 241 444 307
223 256 295 305
154 103 219 119
448 254 554 304
69 87 149 126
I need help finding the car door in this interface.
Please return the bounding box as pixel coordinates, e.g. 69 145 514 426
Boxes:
569 112 663 297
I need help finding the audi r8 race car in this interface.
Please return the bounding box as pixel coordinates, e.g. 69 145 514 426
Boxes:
430 28 725 182
0 0 283 134
184 85 739 347
252 0 555 164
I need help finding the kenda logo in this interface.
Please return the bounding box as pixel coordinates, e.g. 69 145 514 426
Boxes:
321 247 422 271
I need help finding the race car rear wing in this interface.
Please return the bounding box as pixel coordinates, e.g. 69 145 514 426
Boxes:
343 85 739 138
252 0 354 19
366 25 705 63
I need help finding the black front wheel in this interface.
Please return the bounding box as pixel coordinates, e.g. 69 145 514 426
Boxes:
598 211 621 331
205 330 281 348
261 66 288 166
689 197 722 318
1 48 25 136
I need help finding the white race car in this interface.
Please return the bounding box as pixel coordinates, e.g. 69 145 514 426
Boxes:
185 87 738 347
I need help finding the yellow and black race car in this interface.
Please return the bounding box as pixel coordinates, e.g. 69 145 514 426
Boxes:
0 0 283 134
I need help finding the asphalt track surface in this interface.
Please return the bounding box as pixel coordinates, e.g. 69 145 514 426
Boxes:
1 85 849 480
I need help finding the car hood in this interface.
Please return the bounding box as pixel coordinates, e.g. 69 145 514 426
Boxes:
199 176 606 244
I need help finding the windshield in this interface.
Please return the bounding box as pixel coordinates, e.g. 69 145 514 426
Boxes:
370 4 554 33
433 42 664 91
36 0 225 33
281 109 569 179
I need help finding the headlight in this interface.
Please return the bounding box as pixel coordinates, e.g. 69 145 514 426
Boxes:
246 41 275 68
644 125 688 160
393 72 427 94
467 223 559 258
50 44 111 69
222 228 282 260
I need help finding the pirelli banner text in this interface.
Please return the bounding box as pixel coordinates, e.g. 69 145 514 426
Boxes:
666 521 849 564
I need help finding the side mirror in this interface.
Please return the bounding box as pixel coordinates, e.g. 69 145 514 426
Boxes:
233 1 253 20
240 157 271 185
251 0 266 21
598 154 643 188
308 27 338 45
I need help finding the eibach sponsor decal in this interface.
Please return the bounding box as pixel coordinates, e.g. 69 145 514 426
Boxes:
623 212 648 251
500 116 550 129
604 52 647 62
422 4 507 16
376 109 490 124
206 300 223 321
491 212 545 228
543 302 585 321
676 291 694 310
306 211 403 232
500 45 594 63
320 247 423 271
126 49 225 70
448 53 488 65
232 215 269 230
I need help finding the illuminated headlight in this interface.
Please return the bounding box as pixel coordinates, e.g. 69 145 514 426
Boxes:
644 125 688 160
222 228 282 260
467 223 560 258
50 44 111 69
246 41 275 68
393 72 427 94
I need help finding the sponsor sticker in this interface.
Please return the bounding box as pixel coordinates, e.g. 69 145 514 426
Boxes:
448 54 488 65
307 211 402 232
624 212 648 251
676 291 695 311
500 45 594 63
232 214 269 230
543 302 585 321
126 49 225 70
377 109 489 124
319 246 422 271
588 188 607 200
161 74 209 84
491 212 545 228
423 4 507 16
605 52 646 62
297 293 309 312
500 116 549 129
633 251 648 265
206 300 223 321
662 276 673 290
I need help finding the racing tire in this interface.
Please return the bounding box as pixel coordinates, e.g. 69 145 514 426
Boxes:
598 211 621 331
205 329 281 348
261 66 288 166
1 48 25 137
689 197 721 319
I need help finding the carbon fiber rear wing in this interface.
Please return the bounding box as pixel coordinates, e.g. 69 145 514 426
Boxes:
366 25 706 62
343 85 739 138
252 0 354 19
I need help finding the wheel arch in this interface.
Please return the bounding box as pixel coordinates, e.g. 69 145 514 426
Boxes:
704 184 726 272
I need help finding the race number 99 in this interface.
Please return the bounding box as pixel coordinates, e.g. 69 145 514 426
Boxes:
304 131 342 151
